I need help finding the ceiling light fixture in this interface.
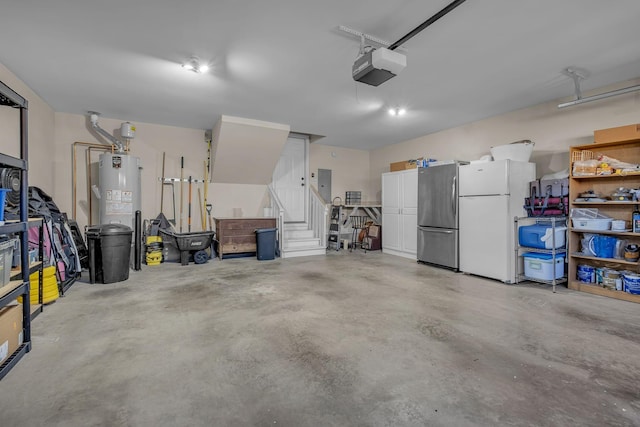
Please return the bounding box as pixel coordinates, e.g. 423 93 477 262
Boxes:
182 56 209 73
388 107 406 116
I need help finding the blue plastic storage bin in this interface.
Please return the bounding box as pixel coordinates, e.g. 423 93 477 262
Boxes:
0 188 9 224
518 224 566 249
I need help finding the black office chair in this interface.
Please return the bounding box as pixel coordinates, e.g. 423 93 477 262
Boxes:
349 215 369 252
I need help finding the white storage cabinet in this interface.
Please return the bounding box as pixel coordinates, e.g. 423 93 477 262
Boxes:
382 169 417 259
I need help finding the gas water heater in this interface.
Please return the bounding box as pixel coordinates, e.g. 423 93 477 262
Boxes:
89 112 141 227
98 152 141 227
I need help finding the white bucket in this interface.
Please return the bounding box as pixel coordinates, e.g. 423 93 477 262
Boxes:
490 140 535 162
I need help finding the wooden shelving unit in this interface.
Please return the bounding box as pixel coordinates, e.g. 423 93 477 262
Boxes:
568 138 640 303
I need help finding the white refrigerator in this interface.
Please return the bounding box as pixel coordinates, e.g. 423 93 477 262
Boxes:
458 160 536 283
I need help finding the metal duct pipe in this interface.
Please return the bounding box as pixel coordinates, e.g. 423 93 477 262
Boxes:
89 112 125 153
72 141 112 220
557 84 640 108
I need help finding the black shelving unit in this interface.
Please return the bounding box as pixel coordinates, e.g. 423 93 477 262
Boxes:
10 218 44 320
0 80 31 381
34 219 44 318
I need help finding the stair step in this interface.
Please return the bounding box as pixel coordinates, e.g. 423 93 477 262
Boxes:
284 229 315 239
284 237 321 249
284 222 309 231
281 221 326 258
281 246 327 259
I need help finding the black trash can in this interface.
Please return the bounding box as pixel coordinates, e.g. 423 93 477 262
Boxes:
255 228 277 261
86 224 133 284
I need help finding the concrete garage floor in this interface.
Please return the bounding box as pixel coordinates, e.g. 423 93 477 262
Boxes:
0 251 639 426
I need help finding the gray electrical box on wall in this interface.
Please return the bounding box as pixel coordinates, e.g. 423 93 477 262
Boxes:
318 169 331 204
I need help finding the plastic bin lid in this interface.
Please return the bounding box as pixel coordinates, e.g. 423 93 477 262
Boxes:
95 224 133 235
570 208 610 219
255 228 277 233
0 238 17 251
523 252 565 260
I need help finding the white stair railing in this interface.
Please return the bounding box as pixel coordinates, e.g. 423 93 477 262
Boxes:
267 184 285 255
310 186 328 248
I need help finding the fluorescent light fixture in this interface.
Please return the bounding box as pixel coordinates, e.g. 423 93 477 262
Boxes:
558 84 640 108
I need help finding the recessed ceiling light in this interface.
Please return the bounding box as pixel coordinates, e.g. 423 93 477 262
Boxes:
388 107 407 116
181 56 209 73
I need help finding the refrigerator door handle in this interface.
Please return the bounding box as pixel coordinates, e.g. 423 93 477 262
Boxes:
451 176 457 215
418 226 454 234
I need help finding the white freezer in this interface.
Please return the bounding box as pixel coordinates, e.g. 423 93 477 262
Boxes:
458 160 536 283
459 195 514 282
459 160 535 196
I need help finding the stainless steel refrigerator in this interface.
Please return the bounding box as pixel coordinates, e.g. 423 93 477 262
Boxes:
417 161 467 270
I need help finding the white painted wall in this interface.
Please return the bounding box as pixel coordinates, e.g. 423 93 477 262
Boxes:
309 144 373 203
210 183 269 219
369 78 640 200
212 115 290 184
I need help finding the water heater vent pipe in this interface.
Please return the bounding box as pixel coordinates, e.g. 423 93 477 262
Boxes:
88 111 125 153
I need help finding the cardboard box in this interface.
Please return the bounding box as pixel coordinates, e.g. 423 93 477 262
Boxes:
390 158 422 172
367 225 380 238
364 225 381 250
0 303 23 365
594 124 640 143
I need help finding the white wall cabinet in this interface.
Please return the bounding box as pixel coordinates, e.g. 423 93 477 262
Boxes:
382 169 417 259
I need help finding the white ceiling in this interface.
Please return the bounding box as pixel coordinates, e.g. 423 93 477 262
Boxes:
2 0 640 150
